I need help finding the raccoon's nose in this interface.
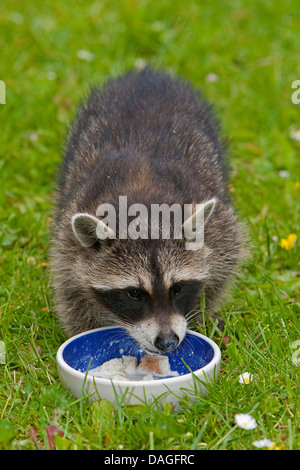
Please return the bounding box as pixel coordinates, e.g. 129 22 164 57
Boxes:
154 332 179 353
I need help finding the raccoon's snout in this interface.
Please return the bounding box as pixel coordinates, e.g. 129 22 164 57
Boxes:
154 332 179 353
128 314 187 354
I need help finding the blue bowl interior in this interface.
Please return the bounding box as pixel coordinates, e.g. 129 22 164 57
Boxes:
62 328 215 377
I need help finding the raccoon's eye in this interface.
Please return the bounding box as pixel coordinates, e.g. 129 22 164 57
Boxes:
171 283 183 296
127 288 143 301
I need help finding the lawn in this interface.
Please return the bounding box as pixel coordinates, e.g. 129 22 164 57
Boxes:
0 0 299 450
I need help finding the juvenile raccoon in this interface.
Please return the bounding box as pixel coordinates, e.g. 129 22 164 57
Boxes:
50 67 244 353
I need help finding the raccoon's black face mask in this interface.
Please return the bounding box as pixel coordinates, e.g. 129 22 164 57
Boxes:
94 279 203 353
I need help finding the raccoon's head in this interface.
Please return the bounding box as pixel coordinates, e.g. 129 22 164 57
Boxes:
71 199 217 353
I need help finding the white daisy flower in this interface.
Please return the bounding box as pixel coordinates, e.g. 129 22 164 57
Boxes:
238 372 253 384
27 256 37 265
235 413 257 430
252 438 275 449
278 170 290 179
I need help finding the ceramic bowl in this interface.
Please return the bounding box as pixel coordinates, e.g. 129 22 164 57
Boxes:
56 326 221 406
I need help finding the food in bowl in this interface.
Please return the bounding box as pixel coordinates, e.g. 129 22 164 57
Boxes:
88 354 179 381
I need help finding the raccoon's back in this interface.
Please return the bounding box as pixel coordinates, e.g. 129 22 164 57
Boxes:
57 68 229 215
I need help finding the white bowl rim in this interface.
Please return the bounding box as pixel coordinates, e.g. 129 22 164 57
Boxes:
56 326 221 388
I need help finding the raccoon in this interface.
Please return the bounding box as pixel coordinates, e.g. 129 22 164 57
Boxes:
50 67 244 354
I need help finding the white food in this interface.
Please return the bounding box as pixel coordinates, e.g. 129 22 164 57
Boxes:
88 354 178 381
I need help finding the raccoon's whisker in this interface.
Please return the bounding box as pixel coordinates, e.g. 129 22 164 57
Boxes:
185 305 200 319
186 318 200 329
185 312 198 324
116 317 135 329
99 315 116 327
182 336 197 357
185 308 201 327
100 311 134 330
127 342 142 356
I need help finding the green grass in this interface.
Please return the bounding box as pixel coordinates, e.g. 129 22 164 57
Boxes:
1 0 300 450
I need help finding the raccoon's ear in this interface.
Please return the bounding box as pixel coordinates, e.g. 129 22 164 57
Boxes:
71 213 115 248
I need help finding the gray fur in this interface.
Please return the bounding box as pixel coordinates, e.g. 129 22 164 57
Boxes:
50 67 246 352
